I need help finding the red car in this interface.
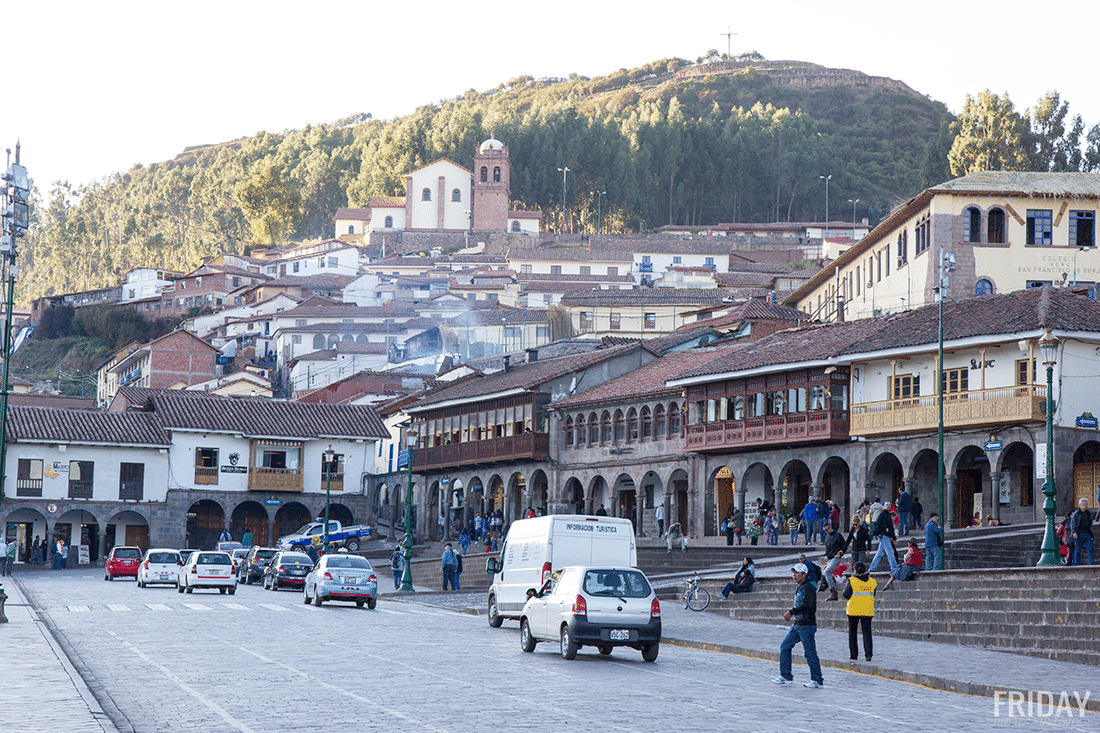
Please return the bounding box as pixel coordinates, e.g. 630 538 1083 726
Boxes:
105 546 143 581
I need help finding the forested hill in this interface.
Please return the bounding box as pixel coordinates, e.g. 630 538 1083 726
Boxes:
19 56 953 305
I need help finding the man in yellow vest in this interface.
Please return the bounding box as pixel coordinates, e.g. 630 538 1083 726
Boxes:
843 562 876 661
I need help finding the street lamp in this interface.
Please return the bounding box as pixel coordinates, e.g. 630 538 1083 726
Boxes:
848 198 859 242
936 250 955 569
322 445 334 554
401 426 418 591
594 190 607 234
1037 328 1061 565
1073 246 1092 286
558 167 570 233
819 174 832 239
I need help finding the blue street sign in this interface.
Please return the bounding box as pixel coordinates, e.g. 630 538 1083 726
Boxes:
397 449 410 469
984 441 1002 451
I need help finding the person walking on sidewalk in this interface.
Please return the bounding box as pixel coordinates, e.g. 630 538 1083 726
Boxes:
441 543 459 590
655 503 665 538
821 523 846 601
731 507 744 546
4 540 14 575
843 562 876 661
845 514 871 569
867 503 898 573
924 513 944 570
1070 498 1095 566
0 536 9 576
389 544 404 589
774 563 824 688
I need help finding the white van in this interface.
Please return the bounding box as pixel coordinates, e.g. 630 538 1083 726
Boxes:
485 514 637 627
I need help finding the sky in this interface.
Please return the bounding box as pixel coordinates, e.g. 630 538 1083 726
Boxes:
3 0 1095 193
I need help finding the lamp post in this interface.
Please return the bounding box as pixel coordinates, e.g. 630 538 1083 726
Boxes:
848 198 859 242
819 174 832 238
936 249 955 569
401 426 418 591
322 445 334 555
1037 328 1061 565
1073 246 1092 286
594 190 607 234
558 167 570 233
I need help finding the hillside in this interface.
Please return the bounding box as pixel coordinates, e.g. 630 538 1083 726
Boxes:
17 56 953 306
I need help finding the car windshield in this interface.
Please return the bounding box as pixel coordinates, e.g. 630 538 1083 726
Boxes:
583 570 651 598
197 553 231 565
114 548 142 559
279 554 312 565
324 556 372 570
252 549 278 560
148 552 180 564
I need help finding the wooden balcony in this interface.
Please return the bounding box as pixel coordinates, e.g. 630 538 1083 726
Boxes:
850 385 1046 436
685 410 850 453
248 467 304 492
412 432 550 471
194 466 219 485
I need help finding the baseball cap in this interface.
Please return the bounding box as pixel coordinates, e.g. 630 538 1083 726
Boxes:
792 563 808 574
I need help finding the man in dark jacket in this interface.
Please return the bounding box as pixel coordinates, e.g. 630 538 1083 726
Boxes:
1070 498 1095 566
867 503 899 572
895 490 913 535
821 523 846 601
774 563 823 688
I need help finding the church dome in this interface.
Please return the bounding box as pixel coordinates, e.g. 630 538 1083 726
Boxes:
479 138 505 153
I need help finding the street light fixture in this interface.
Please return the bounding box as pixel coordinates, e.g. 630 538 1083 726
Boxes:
819 174 832 239
1073 246 1092 286
401 426 418 591
322 445 335 555
558 167 570 233
848 198 859 242
1037 328 1061 565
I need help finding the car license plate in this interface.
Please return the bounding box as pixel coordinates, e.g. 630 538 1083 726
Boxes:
157 573 168 580
343 576 358 584
609 629 630 641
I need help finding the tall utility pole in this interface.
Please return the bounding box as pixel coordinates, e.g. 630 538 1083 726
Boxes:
819 174 831 239
0 143 30 508
720 27 736 57
557 167 570 234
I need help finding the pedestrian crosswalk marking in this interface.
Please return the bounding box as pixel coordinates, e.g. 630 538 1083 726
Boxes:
67 605 90 612
106 604 131 612
256 603 288 611
183 603 210 611
224 603 249 610
146 604 172 611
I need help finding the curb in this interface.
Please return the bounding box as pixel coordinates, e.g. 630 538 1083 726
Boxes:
662 636 1100 713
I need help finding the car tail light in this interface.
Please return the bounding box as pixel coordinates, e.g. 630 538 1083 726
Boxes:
571 595 587 617
191 565 197 574
323 572 333 581
278 565 286 573
367 574 377 584
650 598 661 619
541 561 552 585
143 561 149 570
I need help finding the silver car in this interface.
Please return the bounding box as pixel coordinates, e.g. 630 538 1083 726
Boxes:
303 554 378 608
519 566 661 661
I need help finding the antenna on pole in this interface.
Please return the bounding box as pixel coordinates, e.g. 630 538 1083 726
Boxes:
720 27 737 58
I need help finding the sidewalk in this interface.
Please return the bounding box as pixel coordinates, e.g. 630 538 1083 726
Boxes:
0 577 118 733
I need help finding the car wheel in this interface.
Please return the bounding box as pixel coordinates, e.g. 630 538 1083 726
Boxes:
243 574 251 585
487 596 503 628
313 592 323 607
641 643 659 663
104 573 111 581
598 645 613 656
228 586 236 595
292 544 306 553
177 582 184 594
560 625 578 660
346 538 360 552
137 578 144 588
356 600 365 608
303 588 312 604
520 620 537 653
185 587 193 594
367 598 376 610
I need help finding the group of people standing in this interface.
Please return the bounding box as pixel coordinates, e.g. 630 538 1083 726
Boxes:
0 536 69 573
1059 498 1096 566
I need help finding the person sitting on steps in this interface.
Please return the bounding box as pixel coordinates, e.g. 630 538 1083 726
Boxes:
665 523 688 553
720 557 755 598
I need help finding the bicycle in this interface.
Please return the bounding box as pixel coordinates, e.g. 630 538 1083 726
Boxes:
682 572 710 611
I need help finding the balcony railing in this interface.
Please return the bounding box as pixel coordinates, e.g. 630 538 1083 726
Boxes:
194 466 219 485
320 472 345 492
119 481 144 501
248 466 304 492
412 432 550 471
850 385 1046 436
685 410 849 452
68 481 93 499
16 478 43 497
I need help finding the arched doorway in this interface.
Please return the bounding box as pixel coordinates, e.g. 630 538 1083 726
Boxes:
427 480 443 540
613 473 637 529
105 510 149 555
818 456 851 521
328 503 354 527
231 501 270 546
867 453 903 506
1000 442 1036 523
273 502 312 542
186 500 225 550
1072 441 1100 509
710 466 734 537
487 474 505 517
640 471 665 536
2 507 46 564
564 477 585 514
54 508 101 564
529 470 549 515
587 476 609 516
779 460 812 514
507 472 527 522
668 469 689 532
910 448 941 519
741 462 775 516
953 445 989 528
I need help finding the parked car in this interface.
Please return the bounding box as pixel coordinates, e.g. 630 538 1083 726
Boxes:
263 551 314 591
230 548 248 574
216 541 244 554
137 549 182 587
177 551 237 594
105 546 143 581
303 555 378 608
237 546 279 584
518 566 661 662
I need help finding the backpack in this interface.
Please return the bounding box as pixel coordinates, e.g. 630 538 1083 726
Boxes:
390 552 401 569
456 554 463 573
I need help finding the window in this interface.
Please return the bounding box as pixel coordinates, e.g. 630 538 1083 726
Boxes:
536 325 548 340
668 403 681 437
963 207 981 243
642 255 651 265
627 408 638 442
601 411 612 443
892 375 920 402
654 404 666 438
975 278 994 296
512 221 520 232
384 216 393 228
261 446 300 470
607 267 618 277
321 452 344 489
1016 358 1037 386
185 297 194 308
609 312 621 330
614 410 625 442
915 215 931 255
119 462 144 501
575 415 586 445
1070 211 1095 248
580 266 591 276
1026 280 1052 288
644 312 656 330
195 447 218 485
565 416 574 447
521 264 532 274
16 458 43 497
179 280 186 290
328 257 338 268
942 368 969 398
551 265 562 275
292 335 302 344
452 189 462 202
641 406 652 439
347 225 355 234
1027 209 1053 246
987 208 1005 243
587 413 598 445
422 188 431 201
673 256 682 264
68 460 94 499
493 167 501 182
705 257 715 269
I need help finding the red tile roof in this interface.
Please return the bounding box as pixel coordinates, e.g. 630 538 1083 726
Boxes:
552 350 723 409
7 405 170 446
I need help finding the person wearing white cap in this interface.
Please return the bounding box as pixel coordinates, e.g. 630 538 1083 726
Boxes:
774 563 823 688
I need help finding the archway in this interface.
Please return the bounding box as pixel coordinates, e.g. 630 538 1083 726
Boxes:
587 475 609 516
427 480 443 540
231 501 270 546
328 503 354 527
1072 441 1100 509
1000 442 1035 523
529 470 549 515
709 466 734 537
105 510 150 555
668 469 689 532
779 459 812 515
273 502 312 543
564 477 585 514
507 472 527 522
952 445 989 528
487 474 505 518
740 462 774 517
867 453 903 506
612 473 637 529
55 508 102 564
2 507 47 564
467 477 485 528
910 448 941 519
640 471 665 535
186 500 225 550
818 456 851 521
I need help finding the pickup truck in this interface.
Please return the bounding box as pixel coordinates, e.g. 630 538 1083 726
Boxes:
276 520 372 552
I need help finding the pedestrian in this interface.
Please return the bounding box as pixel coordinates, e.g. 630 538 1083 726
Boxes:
441 543 459 590
774 562 824 688
389 544 404 589
867 502 899 573
458 531 471 555
801 501 817 544
896 488 912 536
0 535 9 576
786 513 800 545
910 495 923 531
665 523 687 553
1070 498 1095 566
219 526 231 543
764 510 778 545
59 540 69 570
31 536 41 565
821 523 846 601
454 551 463 590
883 539 923 591
797 552 822 588
845 514 871 569
655 503 665 538
242 530 254 548
720 557 755 598
526 506 536 519
596 504 608 516
52 539 62 570
723 508 736 546
924 513 944 570
843 562 876 662
437 513 445 541
828 500 841 532
748 519 760 546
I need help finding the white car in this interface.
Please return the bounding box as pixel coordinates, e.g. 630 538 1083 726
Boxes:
137 548 181 587
177 551 237 594
519 566 661 662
